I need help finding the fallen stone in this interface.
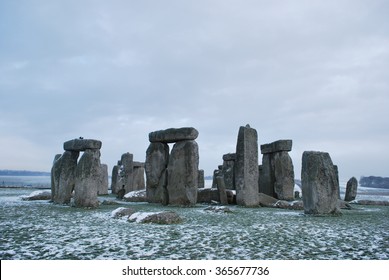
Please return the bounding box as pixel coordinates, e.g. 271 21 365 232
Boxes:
260 140 292 154
63 138 102 151
338 199 353 210
204 206 232 213
149 127 199 143
111 207 136 219
197 188 235 204
123 189 147 202
258 192 278 207
352 200 389 206
129 211 182 224
21 190 52 201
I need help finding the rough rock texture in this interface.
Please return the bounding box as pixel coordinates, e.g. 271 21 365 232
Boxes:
352 200 389 206
145 142 169 204
260 140 292 154
222 153 235 190
301 151 341 215
235 125 259 207
51 151 79 204
111 207 136 219
129 211 182 224
204 206 232 213
260 140 294 200
149 127 199 143
345 177 358 202
132 163 145 191
111 165 120 194
98 164 109 195
123 189 147 202
273 151 295 200
22 190 52 201
216 176 229 205
258 193 279 207
120 153 134 193
198 169 205 188
63 138 102 151
197 188 234 204
74 149 101 208
167 140 199 206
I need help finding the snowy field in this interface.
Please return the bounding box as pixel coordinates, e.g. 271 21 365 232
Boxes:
1 186 388 260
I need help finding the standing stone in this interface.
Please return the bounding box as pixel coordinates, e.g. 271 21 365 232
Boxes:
120 153 134 194
260 140 294 200
145 142 169 204
222 153 236 189
345 177 358 202
235 125 259 207
51 154 63 202
198 169 205 188
111 165 119 194
56 151 79 204
301 151 341 215
273 151 295 200
74 149 101 208
167 140 199 206
216 176 228 205
133 162 146 191
98 164 109 195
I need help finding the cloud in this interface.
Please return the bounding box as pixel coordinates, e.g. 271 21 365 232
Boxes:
0 0 389 180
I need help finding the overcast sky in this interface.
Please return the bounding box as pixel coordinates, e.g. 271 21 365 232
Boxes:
1 0 388 180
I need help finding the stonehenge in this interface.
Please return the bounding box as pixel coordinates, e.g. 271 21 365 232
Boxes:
145 127 199 206
51 138 108 208
49 126 350 217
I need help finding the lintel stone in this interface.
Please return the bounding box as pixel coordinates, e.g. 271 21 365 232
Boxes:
149 127 199 143
260 140 292 154
64 139 102 151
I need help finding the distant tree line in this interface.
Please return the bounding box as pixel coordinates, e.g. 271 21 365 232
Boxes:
0 170 50 176
360 176 389 189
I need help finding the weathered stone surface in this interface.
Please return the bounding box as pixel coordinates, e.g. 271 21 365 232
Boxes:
98 164 109 195
145 142 169 204
235 125 259 207
21 190 52 201
120 153 134 193
149 127 199 143
260 140 292 154
222 155 235 190
123 189 147 202
74 149 101 208
63 138 102 151
352 200 389 206
111 207 136 219
345 177 358 202
129 211 182 224
301 151 341 215
273 151 294 201
133 165 145 191
167 140 199 206
198 169 205 188
259 154 274 197
197 188 235 204
258 193 278 207
216 176 229 205
111 165 120 194
51 151 79 204
204 206 232 213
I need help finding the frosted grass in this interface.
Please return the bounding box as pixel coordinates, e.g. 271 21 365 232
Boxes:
0 188 388 260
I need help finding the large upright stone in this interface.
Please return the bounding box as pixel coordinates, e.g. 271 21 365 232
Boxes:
120 153 134 193
167 140 199 206
222 153 236 190
51 154 63 202
98 164 109 195
198 169 205 188
345 177 358 202
235 125 259 207
149 127 199 143
74 149 101 208
133 162 145 191
63 138 102 151
111 165 120 194
56 151 79 204
260 140 294 200
145 142 169 204
301 151 341 215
